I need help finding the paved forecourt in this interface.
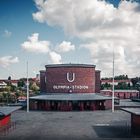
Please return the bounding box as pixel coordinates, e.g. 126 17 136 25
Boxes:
0 110 139 140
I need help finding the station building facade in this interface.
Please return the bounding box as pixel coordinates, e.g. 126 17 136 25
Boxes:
30 64 112 111
40 64 100 93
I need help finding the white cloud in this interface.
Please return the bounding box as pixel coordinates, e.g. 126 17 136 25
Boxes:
49 51 62 64
0 56 19 68
3 30 12 38
21 33 63 64
33 0 140 77
57 41 75 53
21 33 50 53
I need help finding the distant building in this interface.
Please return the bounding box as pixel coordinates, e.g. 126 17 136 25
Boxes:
0 106 21 133
0 79 19 87
10 80 18 87
101 79 132 86
0 80 7 89
101 89 139 99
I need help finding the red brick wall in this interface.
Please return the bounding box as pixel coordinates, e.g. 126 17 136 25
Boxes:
95 71 101 93
131 114 140 134
132 114 140 125
0 115 11 127
40 71 46 92
101 90 139 99
104 100 112 109
45 67 95 93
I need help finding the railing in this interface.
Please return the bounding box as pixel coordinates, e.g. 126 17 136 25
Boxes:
0 97 17 105
0 121 16 136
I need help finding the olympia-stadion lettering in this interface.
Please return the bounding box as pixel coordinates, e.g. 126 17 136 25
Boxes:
53 85 89 90
53 72 89 90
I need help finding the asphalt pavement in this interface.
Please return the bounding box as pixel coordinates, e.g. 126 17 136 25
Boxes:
0 110 140 140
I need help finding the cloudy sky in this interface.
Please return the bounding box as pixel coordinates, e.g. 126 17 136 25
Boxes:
0 0 140 79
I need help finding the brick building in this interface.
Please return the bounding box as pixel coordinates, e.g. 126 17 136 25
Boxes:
40 64 100 93
101 90 139 99
30 64 112 111
101 79 132 86
0 106 21 134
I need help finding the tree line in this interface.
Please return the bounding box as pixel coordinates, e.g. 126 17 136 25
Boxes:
0 77 40 104
101 75 140 90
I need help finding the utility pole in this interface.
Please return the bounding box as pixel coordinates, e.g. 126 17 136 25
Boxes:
112 47 115 112
27 61 29 112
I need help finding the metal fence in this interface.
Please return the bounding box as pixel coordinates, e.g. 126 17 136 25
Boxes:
0 97 17 104
0 121 16 136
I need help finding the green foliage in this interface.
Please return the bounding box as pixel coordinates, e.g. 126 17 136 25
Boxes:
131 77 140 88
8 76 11 81
101 76 140 90
2 92 7 98
10 85 17 92
18 79 25 87
115 82 130 90
15 91 20 98
114 75 128 80
5 86 11 92
30 82 39 92
102 75 129 80
102 82 111 90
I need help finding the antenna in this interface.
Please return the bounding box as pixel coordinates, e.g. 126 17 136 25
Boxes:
112 47 115 112
27 61 29 112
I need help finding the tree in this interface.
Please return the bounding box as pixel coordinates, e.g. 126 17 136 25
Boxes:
10 85 17 92
2 92 7 98
128 83 131 89
15 91 20 102
103 82 111 89
102 75 129 80
18 79 25 88
8 76 11 81
5 86 11 92
131 77 139 88
15 91 20 98
114 75 129 80
2 92 11 104
135 80 140 93
115 82 128 90
30 82 39 92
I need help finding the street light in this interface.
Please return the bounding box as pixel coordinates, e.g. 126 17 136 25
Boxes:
112 47 115 112
26 61 29 113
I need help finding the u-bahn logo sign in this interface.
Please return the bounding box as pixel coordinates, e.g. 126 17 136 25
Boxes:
52 72 89 90
66 72 75 83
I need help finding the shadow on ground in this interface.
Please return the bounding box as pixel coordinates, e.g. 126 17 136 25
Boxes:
92 121 134 138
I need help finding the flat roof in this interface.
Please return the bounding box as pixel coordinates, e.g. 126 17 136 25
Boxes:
40 70 45 73
30 93 113 101
45 64 96 68
121 108 140 115
0 106 21 116
117 99 140 107
101 90 139 92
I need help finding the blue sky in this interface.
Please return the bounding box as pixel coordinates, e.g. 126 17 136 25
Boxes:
0 0 140 79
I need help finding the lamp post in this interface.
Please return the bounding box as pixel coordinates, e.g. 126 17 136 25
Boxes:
112 47 115 112
27 61 29 113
